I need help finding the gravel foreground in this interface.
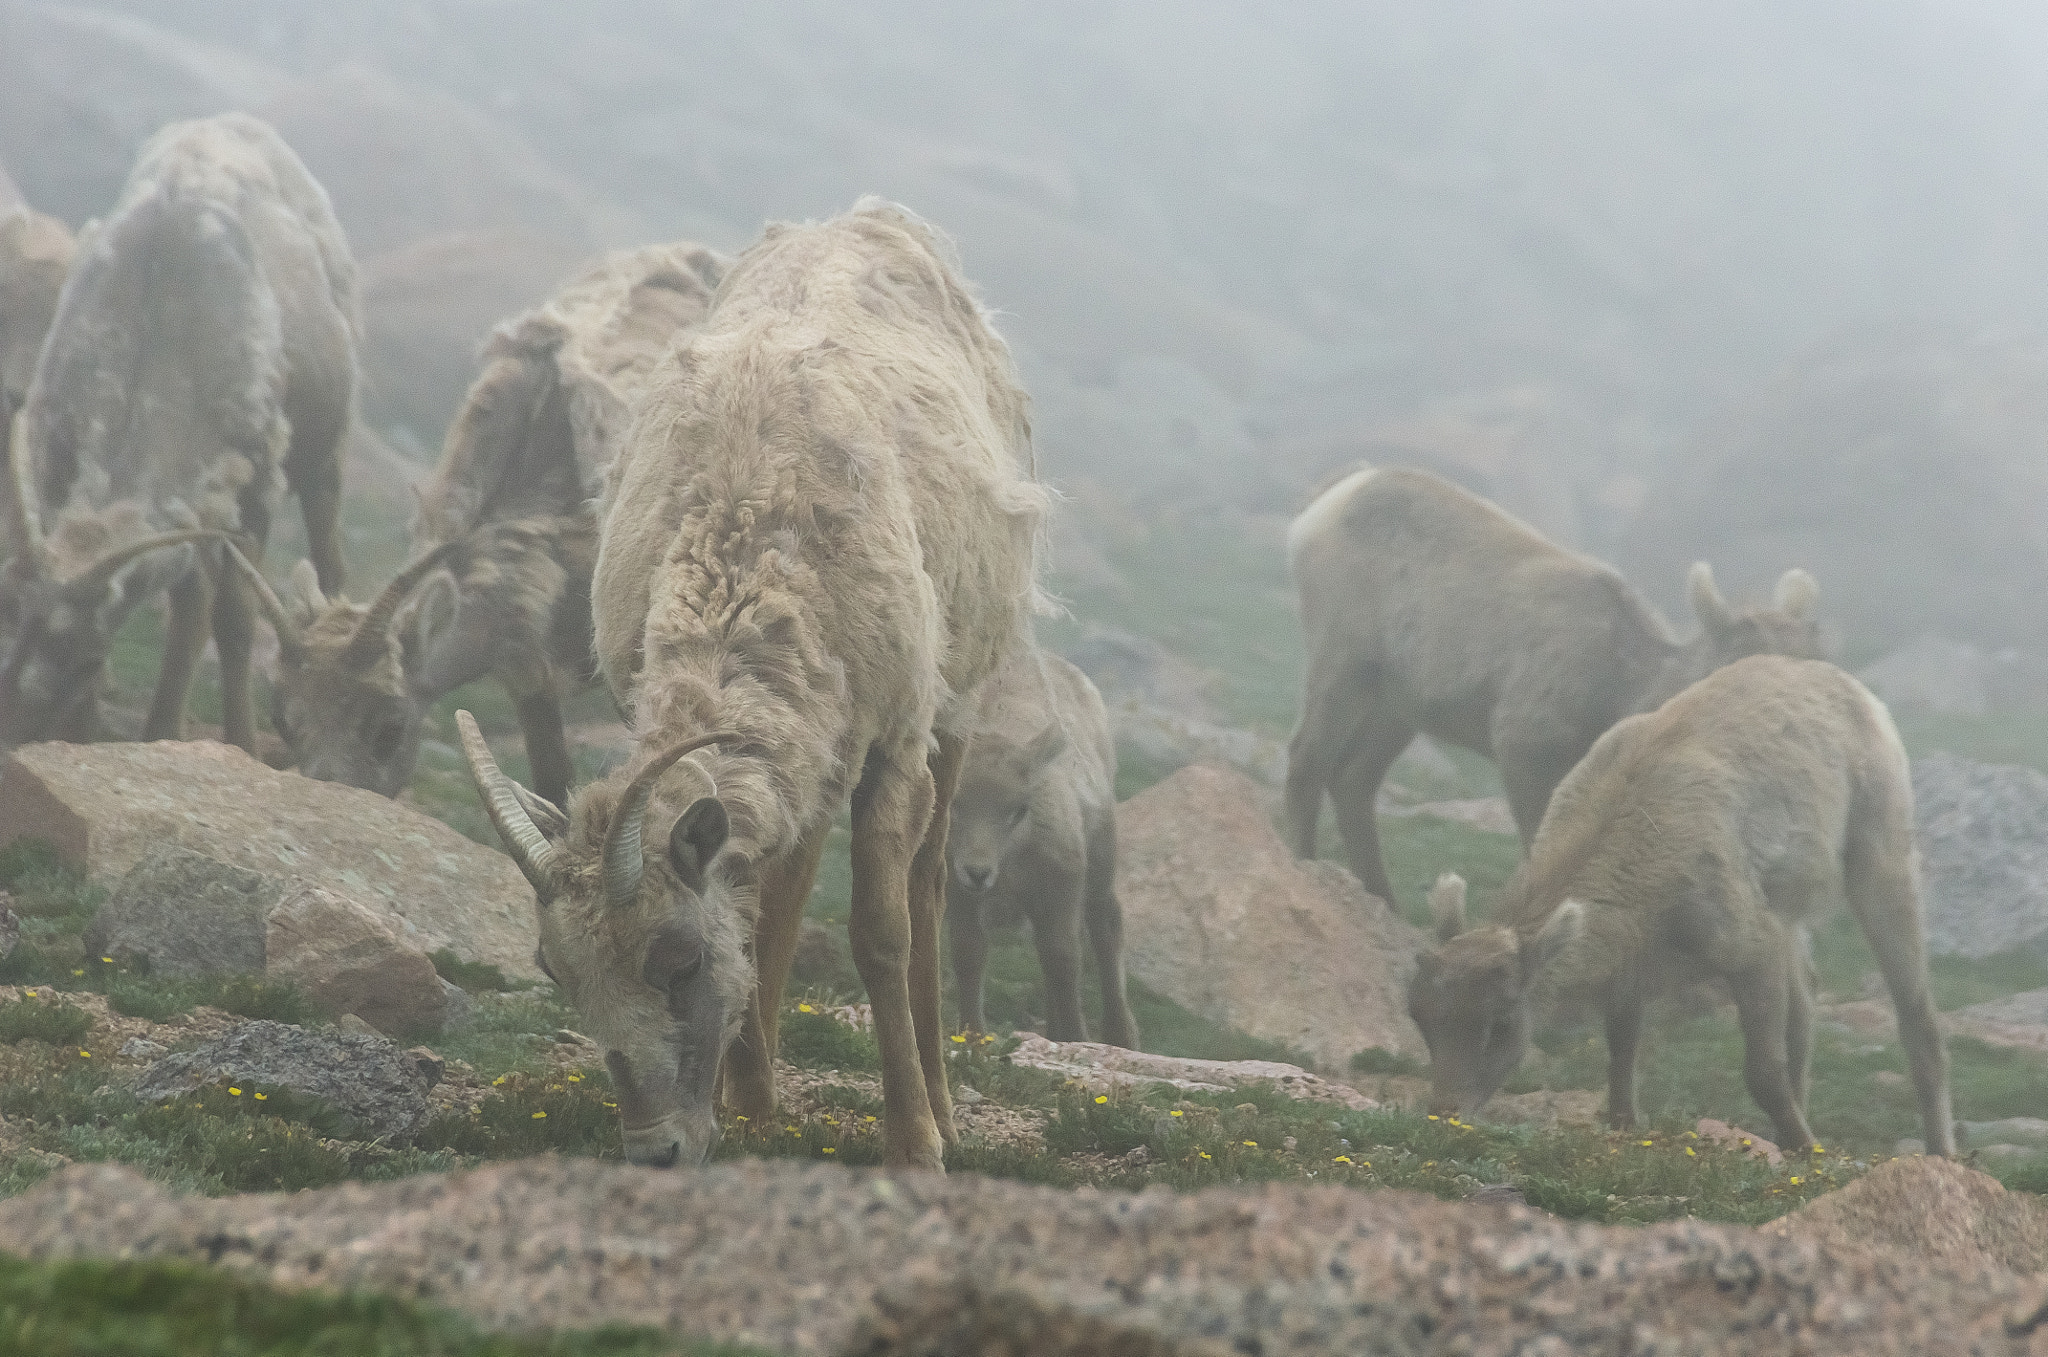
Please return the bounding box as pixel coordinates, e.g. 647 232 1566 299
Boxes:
1 1158 2044 1356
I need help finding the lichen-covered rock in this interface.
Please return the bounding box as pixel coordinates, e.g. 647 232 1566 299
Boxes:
83 849 276 979
264 883 454 1039
0 740 539 980
1114 764 1427 1069
1912 751 2048 958
1007 1033 1374 1109
129 1020 432 1141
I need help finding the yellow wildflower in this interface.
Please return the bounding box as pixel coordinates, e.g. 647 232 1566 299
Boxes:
532 1111 547 1120
950 1034 967 1044
23 990 33 998
566 1074 581 1083
229 1087 242 1096
254 1093 267 1102
1333 1155 1353 1165
100 957 112 964
77 1050 89 1059
1243 1140 1257 1148
1684 1147 1696 1157
1790 1175 1801 1185
822 1147 836 1154
798 1003 814 1013
1427 1114 1439 1121
1198 1151 1211 1160
1094 1095 1109 1105
1639 1139 1653 1147
1169 1110 1183 1118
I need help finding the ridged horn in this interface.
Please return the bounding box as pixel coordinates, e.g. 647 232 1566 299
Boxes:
217 540 305 666
603 731 743 909
64 529 232 601
342 542 460 670
455 709 561 897
5 411 46 577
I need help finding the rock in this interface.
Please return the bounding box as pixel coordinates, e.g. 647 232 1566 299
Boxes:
1913 752 2048 958
263 882 454 1038
130 1020 432 1142
1114 764 1427 1070
1769 1155 2048 1276
1696 1117 1784 1164
0 740 540 980
1858 636 2048 717
1961 1118 2048 1149
83 849 277 979
1007 1033 1376 1111
1952 987 2048 1029
118 1038 165 1060
331 1014 381 1039
1381 796 1518 837
1108 703 1288 788
436 978 475 1036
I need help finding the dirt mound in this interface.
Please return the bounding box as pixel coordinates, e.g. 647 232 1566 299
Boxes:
1768 1155 2048 1278
0 1157 2036 1356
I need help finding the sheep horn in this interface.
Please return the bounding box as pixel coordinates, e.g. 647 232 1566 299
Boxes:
5 410 46 577
603 731 743 909
63 529 233 602
456 708 562 898
341 541 461 670
217 540 306 666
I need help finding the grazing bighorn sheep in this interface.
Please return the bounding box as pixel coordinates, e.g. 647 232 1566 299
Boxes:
1285 465 1823 905
2 113 357 753
459 199 1045 1171
1407 654 1955 1157
251 242 725 802
947 647 1137 1048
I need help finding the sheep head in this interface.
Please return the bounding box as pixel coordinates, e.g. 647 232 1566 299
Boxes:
947 720 1065 894
458 710 750 1168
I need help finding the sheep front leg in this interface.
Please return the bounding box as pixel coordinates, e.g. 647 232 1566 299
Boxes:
1603 988 1645 1129
145 569 213 741
724 818 832 1127
850 744 944 1170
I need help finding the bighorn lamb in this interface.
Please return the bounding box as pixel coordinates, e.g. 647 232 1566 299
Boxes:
3 114 356 752
948 647 1137 1048
459 200 1045 1171
1285 465 1823 905
1407 654 1954 1156
250 242 725 802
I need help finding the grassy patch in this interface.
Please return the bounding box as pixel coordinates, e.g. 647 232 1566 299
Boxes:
0 1250 759 1356
0 998 92 1048
777 1004 880 1072
1896 709 2048 775
1373 813 1524 924
432 950 526 995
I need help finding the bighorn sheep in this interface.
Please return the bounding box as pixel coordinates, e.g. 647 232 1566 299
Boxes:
1285 465 1823 905
2 113 356 753
249 242 726 802
0 206 73 422
458 200 1045 1171
1407 654 1954 1156
948 647 1137 1048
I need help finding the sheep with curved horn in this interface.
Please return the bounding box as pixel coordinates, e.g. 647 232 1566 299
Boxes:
461 200 1047 1173
267 241 727 805
2 113 358 753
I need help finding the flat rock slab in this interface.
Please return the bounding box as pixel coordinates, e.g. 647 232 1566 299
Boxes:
0 740 538 980
1008 1033 1376 1110
0 1157 2038 1355
1116 764 1427 1071
129 1019 434 1141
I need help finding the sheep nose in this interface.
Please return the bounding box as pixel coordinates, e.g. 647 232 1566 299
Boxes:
961 865 995 891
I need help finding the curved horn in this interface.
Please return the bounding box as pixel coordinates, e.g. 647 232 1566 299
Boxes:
217 540 305 665
5 411 45 577
342 542 461 669
455 708 561 897
603 730 744 909
64 529 232 601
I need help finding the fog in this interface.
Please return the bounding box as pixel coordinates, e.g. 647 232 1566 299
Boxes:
5 0 2047 654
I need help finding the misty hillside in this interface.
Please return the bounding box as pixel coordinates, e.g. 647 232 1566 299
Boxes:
4 0 2046 652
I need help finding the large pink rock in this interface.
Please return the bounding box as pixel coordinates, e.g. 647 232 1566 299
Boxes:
0 740 539 981
1114 763 1427 1070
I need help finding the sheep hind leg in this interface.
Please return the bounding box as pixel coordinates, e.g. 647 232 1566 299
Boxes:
1085 818 1138 1050
1848 835 1955 1156
849 743 944 1170
1728 954 1817 1151
1604 987 1646 1129
948 894 990 1036
1284 662 1372 860
1329 715 1415 909
513 687 573 809
144 569 214 741
1030 868 1089 1043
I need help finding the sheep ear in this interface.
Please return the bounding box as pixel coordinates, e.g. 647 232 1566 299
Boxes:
1428 872 1468 942
667 797 729 893
1022 723 1067 773
1773 567 1819 621
1523 900 1584 981
1687 561 1736 641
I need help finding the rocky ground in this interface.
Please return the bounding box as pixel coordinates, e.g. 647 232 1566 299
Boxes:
3 1154 2045 1357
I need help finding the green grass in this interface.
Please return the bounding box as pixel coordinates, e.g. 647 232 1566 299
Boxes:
1895 709 2048 776
431 951 527 996
0 998 91 1047
0 1251 763 1356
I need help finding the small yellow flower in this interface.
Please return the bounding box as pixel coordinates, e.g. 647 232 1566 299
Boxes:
22 990 33 998
1361 1161 1371 1168
825 1117 839 1126
865 1116 877 1123
1684 1146 1696 1157
1790 1175 1801 1185
566 1074 581 1083
493 1075 507 1086
532 1111 547 1120
603 1101 617 1109
1170 1110 1183 1117
786 1125 800 1135
229 1087 242 1096
1332 1155 1352 1165
1811 1144 1825 1154
821 1146 836 1154
979 1034 994 1044
77 1050 89 1059
1639 1139 1653 1147
1198 1151 1211 1160
1242 1140 1257 1148
1094 1095 1108 1105
254 1093 267 1102
950 1034 967 1044
798 1003 814 1013
736 1114 748 1121
1427 1114 1439 1121
100 957 112 964
1740 1138 1752 1147
1424 1160 1436 1168
70 970 83 978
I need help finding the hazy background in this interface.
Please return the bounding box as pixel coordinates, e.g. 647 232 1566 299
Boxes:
5 0 2047 665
